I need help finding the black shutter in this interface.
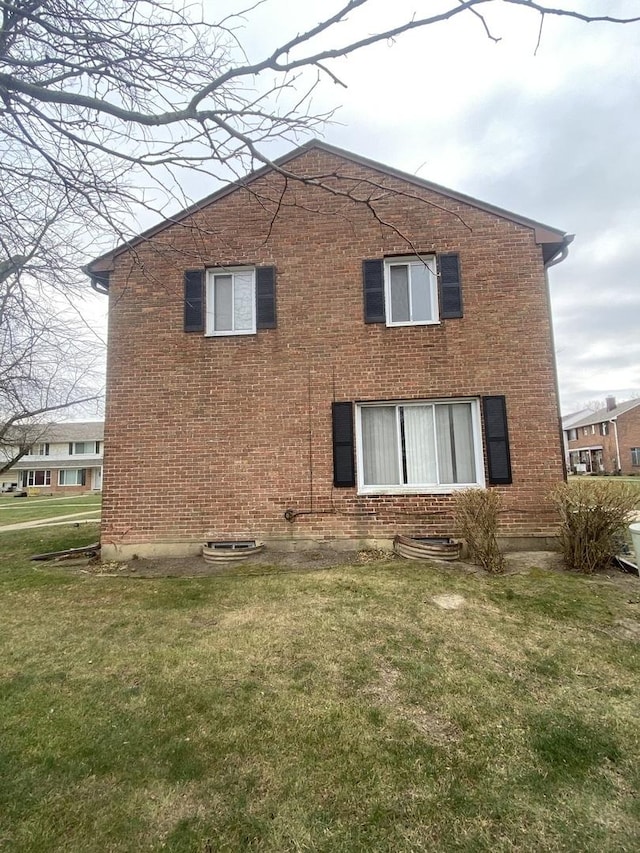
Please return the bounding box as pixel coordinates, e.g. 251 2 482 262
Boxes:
332 402 355 487
482 396 512 485
256 266 277 329
438 253 463 319
81 469 87 487
363 259 385 323
68 443 73 455
184 270 204 332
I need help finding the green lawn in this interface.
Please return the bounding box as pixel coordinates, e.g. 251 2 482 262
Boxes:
569 474 640 493
0 493 101 526
1 524 639 851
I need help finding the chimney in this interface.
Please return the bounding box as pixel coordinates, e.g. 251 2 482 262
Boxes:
606 395 616 412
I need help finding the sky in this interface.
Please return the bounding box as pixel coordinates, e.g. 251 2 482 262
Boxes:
90 0 640 414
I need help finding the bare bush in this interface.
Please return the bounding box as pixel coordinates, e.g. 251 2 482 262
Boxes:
454 489 505 574
551 480 638 573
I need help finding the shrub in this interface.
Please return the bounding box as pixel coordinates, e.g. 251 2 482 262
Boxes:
454 488 505 574
551 480 638 573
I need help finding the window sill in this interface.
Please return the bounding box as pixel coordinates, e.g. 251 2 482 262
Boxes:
204 330 256 337
385 320 440 328
357 483 483 496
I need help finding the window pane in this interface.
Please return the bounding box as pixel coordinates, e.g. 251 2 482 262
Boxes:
389 265 410 322
436 403 476 484
451 404 476 482
234 273 254 330
214 275 233 331
409 263 432 322
361 407 400 485
404 406 437 484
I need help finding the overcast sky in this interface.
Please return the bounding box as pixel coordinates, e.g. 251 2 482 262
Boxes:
93 1 640 414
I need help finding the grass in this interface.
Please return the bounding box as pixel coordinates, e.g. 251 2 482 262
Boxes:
1 525 640 851
568 475 640 499
0 493 101 526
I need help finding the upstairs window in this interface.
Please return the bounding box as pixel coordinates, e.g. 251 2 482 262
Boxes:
69 441 99 455
384 257 438 326
364 254 462 325
632 448 640 467
26 443 49 456
206 267 256 336
599 422 609 436
568 429 578 441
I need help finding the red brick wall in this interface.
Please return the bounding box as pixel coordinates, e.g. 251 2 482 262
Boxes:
567 425 617 473
101 148 565 552
617 407 640 475
567 408 640 475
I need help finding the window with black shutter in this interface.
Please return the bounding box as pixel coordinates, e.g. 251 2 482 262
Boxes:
184 270 204 332
364 254 463 326
363 259 385 323
438 253 463 319
332 402 355 487
256 266 277 329
482 396 512 485
185 266 277 335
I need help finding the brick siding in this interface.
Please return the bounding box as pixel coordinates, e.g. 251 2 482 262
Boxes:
100 148 565 553
567 406 640 475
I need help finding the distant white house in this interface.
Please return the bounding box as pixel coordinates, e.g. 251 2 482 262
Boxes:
0 421 104 494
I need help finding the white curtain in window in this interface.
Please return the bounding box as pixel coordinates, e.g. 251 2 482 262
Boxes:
361 407 400 485
436 403 476 484
234 273 254 330
404 405 437 484
214 275 233 330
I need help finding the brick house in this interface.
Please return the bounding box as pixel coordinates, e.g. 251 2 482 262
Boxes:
86 141 570 559
565 397 640 474
1 421 103 494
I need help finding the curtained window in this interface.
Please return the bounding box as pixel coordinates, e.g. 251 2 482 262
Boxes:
357 400 481 492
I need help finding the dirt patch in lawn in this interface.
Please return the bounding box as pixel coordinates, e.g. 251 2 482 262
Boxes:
67 546 639 586
85 547 390 578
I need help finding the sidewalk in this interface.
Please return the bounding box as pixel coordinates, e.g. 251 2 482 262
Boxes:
0 510 101 532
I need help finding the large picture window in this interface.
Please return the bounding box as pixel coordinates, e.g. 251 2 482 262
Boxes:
59 469 86 486
206 267 256 336
356 400 483 493
384 256 438 326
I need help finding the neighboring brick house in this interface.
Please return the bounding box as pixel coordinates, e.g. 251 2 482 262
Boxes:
1 422 104 495
565 397 640 475
561 408 590 469
86 140 571 559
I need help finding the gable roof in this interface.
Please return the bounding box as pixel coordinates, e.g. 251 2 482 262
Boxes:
567 399 640 429
85 139 570 286
561 409 591 428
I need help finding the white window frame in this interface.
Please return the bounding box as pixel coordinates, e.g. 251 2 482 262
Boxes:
355 398 485 495
383 256 439 328
631 448 640 467
205 266 256 337
70 441 98 455
26 470 51 487
59 469 84 486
